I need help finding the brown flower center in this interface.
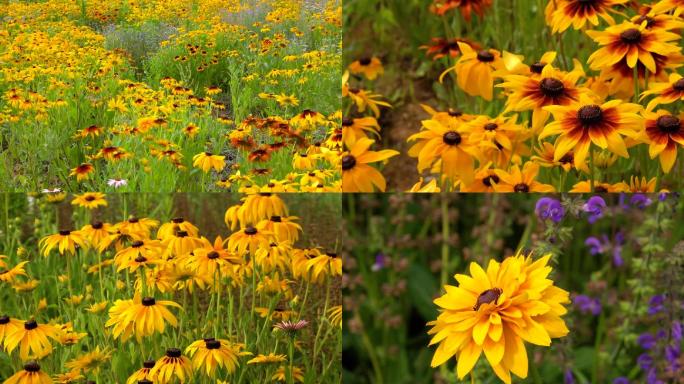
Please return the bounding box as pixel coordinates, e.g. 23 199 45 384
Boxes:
142 297 156 306
166 348 182 358
514 183 530 193
131 240 144 248
619 28 641 44
359 57 372 65
245 226 258 235
482 175 500 187
448 109 463 117
484 123 498 131
656 115 681 134
59 230 71 236
673 78 684 91
539 78 565 97
559 153 574 164
143 360 156 369
442 131 462 145
24 361 40 372
595 186 609 193
577 105 603 126
477 50 494 62
0 315 9 324
92 221 103 229
473 287 503 311
207 251 220 259
134 256 147 263
271 215 282 222
24 320 37 330
172 217 184 223
342 118 353 126
206 339 221 349
530 61 546 73
85 195 95 202
342 155 356 171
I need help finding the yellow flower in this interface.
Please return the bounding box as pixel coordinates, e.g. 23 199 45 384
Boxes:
547 0 628 33
348 57 384 80
0 260 29 283
441 43 504 101
4 361 52 384
105 296 181 342
228 226 272 256
39 230 88 257
247 353 287 365
64 346 112 374
149 348 193 384
271 365 305 382
428 252 569 383
342 137 399 192
275 93 299 107
185 338 251 377
4 320 61 360
192 152 226 173
71 192 107 209
641 73 684 111
493 162 555 193
305 252 342 284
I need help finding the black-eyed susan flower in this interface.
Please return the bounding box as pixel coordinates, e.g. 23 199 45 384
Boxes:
641 73 684 111
228 226 272 256
421 37 480 61
498 63 585 130
342 116 380 147
149 348 193 384
493 162 555 192
4 320 60 360
114 239 163 267
241 193 288 224
328 305 342 328
441 43 503 101
570 180 628 192
348 57 384 80
116 217 159 238
64 346 112 374
105 296 181 341
641 110 684 173
292 153 316 170
52 370 84 383
466 114 525 166
4 361 52 384
256 215 302 243
39 229 88 257
305 252 342 284
69 163 94 182
192 152 225 173
430 0 493 21
186 236 241 277
125 360 157 384
254 241 291 273
158 217 199 240
586 22 680 74
407 177 441 192
247 353 287 365
71 192 107 210
0 315 22 346
80 221 115 249
272 365 304 382
342 137 399 192
0 260 28 283
161 231 202 259
540 94 643 171
407 118 478 186
185 338 251 377
428 252 569 383
548 0 629 33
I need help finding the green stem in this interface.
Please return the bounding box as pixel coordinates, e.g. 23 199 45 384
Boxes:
590 146 596 192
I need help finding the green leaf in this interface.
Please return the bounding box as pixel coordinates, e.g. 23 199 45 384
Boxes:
408 263 439 321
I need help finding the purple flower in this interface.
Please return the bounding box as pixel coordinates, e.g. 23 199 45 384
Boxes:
638 333 657 350
630 194 653 209
564 368 574 384
637 353 653 370
666 344 680 369
371 252 386 272
574 294 601 315
672 321 682 342
648 295 665 315
613 378 629 384
583 196 606 224
659 192 668 201
585 234 624 267
585 236 607 255
646 367 663 384
535 197 564 223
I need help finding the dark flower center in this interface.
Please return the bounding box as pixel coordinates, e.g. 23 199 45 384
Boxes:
92 221 103 229
134 256 147 263
656 115 681 134
206 339 221 349
166 348 182 358
442 131 462 145
539 78 565 97
0 315 9 324
143 360 156 369
142 297 156 306
24 361 40 372
267 182 276 187
595 186 609 193
448 109 463 117
474 287 503 311
177 231 188 237
342 118 353 126
259 193 272 197
514 183 530 193
342 155 356 171
85 196 96 202
245 226 258 235
482 175 499 187
559 153 574 164
271 216 282 222
203 337 216 342
484 123 498 131
172 217 184 223
634 15 655 28
673 78 684 91
359 57 372 65
132 240 144 248
128 217 139 223
620 28 641 44
530 61 546 73
326 252 338 258
139 380 154 384
24 320 37 330
205 152 213 156
59 230 71 236
577 105 603 126
477 50 494 62
207 251 220 259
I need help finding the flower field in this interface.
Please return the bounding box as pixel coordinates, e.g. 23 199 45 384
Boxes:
343 0 684 192
0 0 341 192
0 192 342 383
343 193 684 383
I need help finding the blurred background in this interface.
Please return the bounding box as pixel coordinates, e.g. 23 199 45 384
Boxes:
342 193 684 383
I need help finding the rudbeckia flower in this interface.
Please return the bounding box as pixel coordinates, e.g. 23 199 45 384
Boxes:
105 296 181 341
570 180 628 192
256 215 302 243
161 231 202 259
430 0 493 21
80 221 115 249
64 346 112 374
272 365 305 382
68 163 94 182
254 240 292 273
247 353 287 365
305 252 342 283
441 43 504 101
540 94 643 171
185 338 251 377
466 114 525 166
407 118 478 186
71 192 107 210
348 57 384 80
342 137 399 192
241 193 288 225
586 22 680 74
421 37 480 61
192 152 225 173
116 217 159 238
641 110 684 173
498 63 586 130
228 226 272 256
39 229 88 257
407 177 441 192
4 320 60 360
547 0 629 33
158 217 200 240
186 236 241 277
493 162 556 192
343 72 391 118
125 360 157 384
428 252 570 383
0 315 22 346
0 260 29 283
342 116 380 147
641 73 684 111
4 361 52 384
149 348 193 384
